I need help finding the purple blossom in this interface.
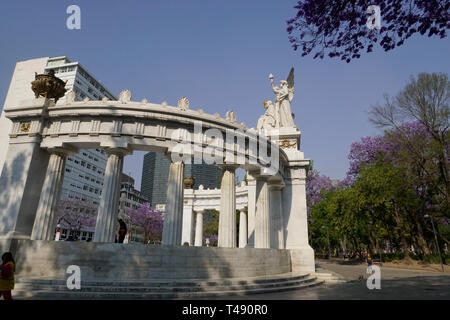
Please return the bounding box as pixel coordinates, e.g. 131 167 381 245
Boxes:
56 198 97 232
442 218 450 227
203 233 218 247
306 171 335 212
125 203 164 243
347 135 385 180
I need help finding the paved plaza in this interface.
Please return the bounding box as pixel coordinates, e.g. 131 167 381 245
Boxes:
203 260 450 300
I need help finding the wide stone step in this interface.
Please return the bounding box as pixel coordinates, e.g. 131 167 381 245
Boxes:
15 276 318 294
13 278 324 300
15 272 310 288
313 272 348 284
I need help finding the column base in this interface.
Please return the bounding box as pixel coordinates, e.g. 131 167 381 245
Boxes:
0 233 30 256
289 245 315 274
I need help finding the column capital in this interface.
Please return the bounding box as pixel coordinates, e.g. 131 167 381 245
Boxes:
103 147 133 157
238 206 248 213
47 145 79 157
268 181 285 190
249 169 281 182
217 164 239 171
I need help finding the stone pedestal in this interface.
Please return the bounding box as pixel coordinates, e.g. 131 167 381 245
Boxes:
31 148 76 240
218 166 236 248
269 183 284 249
194 211 204 247
266 127 314 272
238 208 248 248
162 161 185 245
94 148 128 243
255 178 270 249
282 167 310 250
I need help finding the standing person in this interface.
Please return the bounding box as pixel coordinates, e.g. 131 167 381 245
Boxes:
118 219 127 243
0 252 15 300
366 252 373 267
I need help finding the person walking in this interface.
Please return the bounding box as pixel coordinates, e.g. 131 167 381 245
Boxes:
118 219 127 243
0 252 16 300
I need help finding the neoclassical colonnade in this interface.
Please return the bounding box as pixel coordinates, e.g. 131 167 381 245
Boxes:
0 93 314 272
182 175 287 250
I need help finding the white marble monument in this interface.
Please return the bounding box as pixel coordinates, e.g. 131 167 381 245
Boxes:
0 66 315 277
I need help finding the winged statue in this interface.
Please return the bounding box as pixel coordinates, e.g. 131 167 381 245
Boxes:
268 67 295 128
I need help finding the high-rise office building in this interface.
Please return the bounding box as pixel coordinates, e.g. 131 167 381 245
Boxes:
0 56 117 205
141 152 222 210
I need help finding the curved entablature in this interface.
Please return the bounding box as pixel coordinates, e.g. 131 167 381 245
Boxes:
4 97 298 180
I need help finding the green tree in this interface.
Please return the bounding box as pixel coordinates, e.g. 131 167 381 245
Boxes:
369 73 450 206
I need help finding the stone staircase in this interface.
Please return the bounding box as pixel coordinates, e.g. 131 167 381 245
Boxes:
13 273 324 300
313 272 347 284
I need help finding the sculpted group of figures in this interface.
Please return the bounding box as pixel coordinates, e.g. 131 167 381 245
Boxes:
257 67 296 130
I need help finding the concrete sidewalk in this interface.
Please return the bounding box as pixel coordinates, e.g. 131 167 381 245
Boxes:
201 260 450 300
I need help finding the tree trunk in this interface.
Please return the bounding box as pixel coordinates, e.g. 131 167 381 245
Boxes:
414 214 431 255
367 223 377 254
392 204 412 262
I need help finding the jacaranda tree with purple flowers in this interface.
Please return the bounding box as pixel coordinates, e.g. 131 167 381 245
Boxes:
124 203 164 244
287 1 449 62
56 198 97 236
307 74 449 261
306 167 336 212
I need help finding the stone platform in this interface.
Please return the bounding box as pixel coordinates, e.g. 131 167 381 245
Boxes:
11 240 293 280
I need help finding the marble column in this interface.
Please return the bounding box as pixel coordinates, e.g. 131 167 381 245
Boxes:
94 148 128 243
181 197 195 246
255 177 270 249
269 183 284 249
246 172 257 248
218 166 236 248
31 147 76 240
194 210 204 247
162 161 185 245
238 208 248 248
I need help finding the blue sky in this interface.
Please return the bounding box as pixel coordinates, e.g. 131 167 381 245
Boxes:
0 0 449 189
